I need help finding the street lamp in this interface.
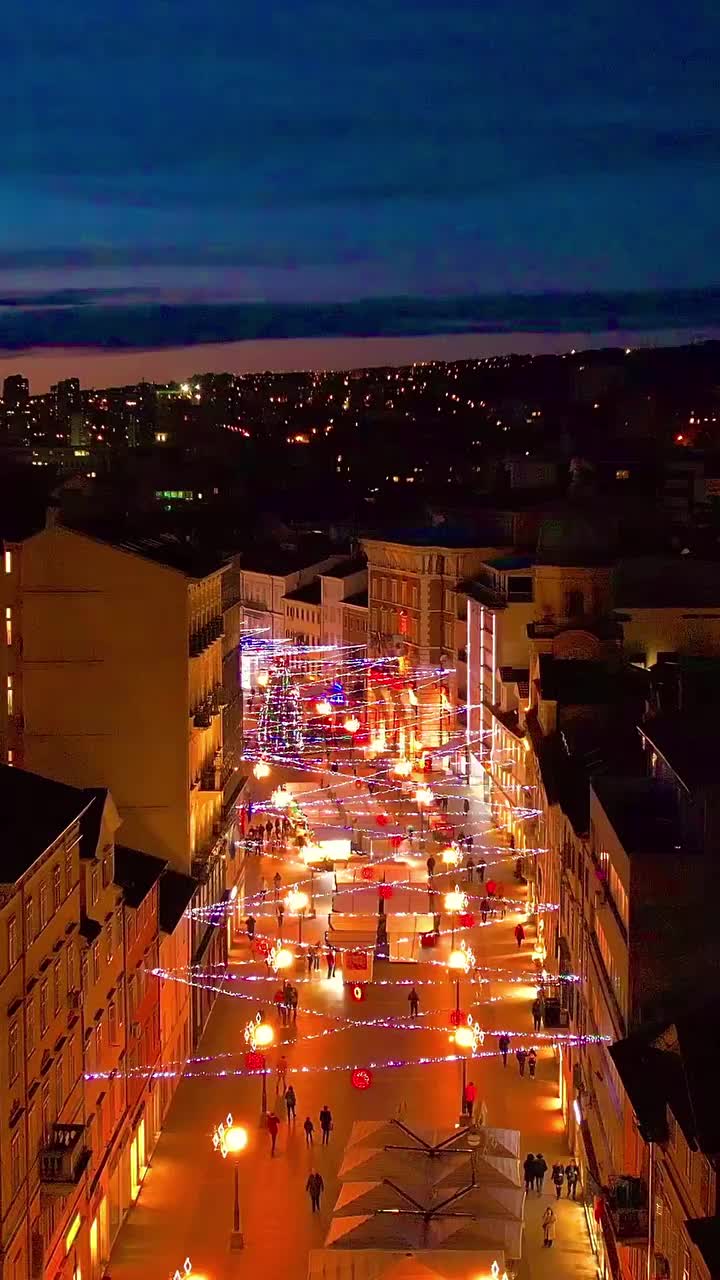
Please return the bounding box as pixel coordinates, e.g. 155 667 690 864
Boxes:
284 888 310 943
172 1259 193 1280
343 714 360 734
414 783 433 839
444 884 468 947
211 1113 249 1250
440 845 460 869
450 1016 485 1117
447 940 476 1012
269 942 293 973
316 699 333 717
253 759 271 780
256 671 269 688
244 1015 275 1118
392 757 412 778
271 786 291 809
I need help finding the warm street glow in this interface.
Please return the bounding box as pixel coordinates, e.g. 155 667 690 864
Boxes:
254 1022 274 1048
448 948 468 970
270 943 293 971
454 1025 476 1049
441 845 459 866
343 714 360 733
224 1126 248 1154
316 699 333 716
444 885 468 912
392 757 413 777
271 786 291 809
212 1115 248 1160
414 784 433 808
285 888 309 914
256 671 269 688
253 759 271 779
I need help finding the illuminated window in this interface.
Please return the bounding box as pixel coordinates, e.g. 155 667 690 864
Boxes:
7 749 13 766
616 469 630 480
8 1020 19 1082
5 606 11 645
6 674 13 715
4 550 11 574
10 1132 21 1193
39 979 48 1034
52 865 62 910
7 916 17 968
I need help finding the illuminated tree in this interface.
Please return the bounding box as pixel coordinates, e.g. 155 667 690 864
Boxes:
257 665 304 757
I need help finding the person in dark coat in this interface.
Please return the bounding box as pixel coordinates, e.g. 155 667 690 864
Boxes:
498 1033 510 1066
514 922 525 948
528 1047 537 1079
480 897 490 923
552 1162 564 1199
246 915 256 939
516 1047 527 1076
285 1084 297 1121
319 1105 333 1144
565 1161 580 1199
532 997 543 1031
267 1111 280 1156
304 1116 314 1145
307 1170 324 1211
523 1153 536 1192
534 1153 548 1194
478 858 487 883
408 987 420 1018
426 855 436 878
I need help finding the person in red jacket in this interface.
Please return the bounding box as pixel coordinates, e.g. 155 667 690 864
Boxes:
463 1080 477 1118
267 1111 280 1156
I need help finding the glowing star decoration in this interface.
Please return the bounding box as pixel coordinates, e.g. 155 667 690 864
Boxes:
253 759 271 780
244 1013 275 1052
440 845 459 867
212 1114 248 1159
392 757 413 778
350 984 366 1002
271 786 291 809
453 1015 485 1052
490 1261 510 1280
343 715 360 734
316 699 333 716
444 885 468 913
414 783 433 809
284 888 309 916
351 1068 373 1090
256 671 269 688
173 1259 193 1280
269 943 293 972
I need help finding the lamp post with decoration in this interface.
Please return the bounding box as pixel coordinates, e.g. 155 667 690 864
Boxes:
211 1114 249 1250
244 1014 274 1121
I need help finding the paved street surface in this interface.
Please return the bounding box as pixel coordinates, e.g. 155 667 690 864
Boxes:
109 773 597 1280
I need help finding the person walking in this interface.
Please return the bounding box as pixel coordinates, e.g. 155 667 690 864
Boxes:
326 947 336 979
319 1105 333 1144
463 1080 477 1119
303 1116 315 1146
273 871 282 901
246 915 256 939
523 1153 536 1193
463 798 470 816
486 878 497 897
528 1047 537 1079
306 1170 324 1212
552 1163 565 1200
426 855 436 879
478 857 487 883
408 987 420 1019
274 986 287 1025
565 1160 580 1199
285 1084 297 1121
466 857 475 884
267 1111 280 1156
532 998 543 1032
498 1033 510 1066
480 897 490 923
313 941 322 971
277 904 284 934
535 1154 548 1194
276 1054 288 1095
516 1046 527 1076
290 985 299 1023
542 1206 556 1247
514 922 525 948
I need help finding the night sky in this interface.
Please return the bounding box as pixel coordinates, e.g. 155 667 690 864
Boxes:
2 0 720 379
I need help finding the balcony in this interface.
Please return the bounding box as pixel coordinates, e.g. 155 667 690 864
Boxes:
603 1176 649 1245
40 1123 90 1193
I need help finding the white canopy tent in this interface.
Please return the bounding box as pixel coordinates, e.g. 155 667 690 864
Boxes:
324 1212 519 1255
337 1146 521 1192
345 1121 520 1162
307 1249 505 1280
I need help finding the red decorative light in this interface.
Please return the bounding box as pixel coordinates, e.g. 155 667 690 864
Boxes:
459 912 475 928
350 984 366 1002
245 1050 265 1071
379 884 393 900
354 779 364 791
390 835 403 849
255 937 271 957
361 865 375 881
351 1068 373 1090
375 813 389 827
449 1009 465 1027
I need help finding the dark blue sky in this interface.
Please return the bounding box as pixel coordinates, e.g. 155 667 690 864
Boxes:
3 0 720 308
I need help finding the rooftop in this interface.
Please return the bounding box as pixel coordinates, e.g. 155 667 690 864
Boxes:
363 527 494 550
592 776 682 857
484 554 535 571
48 522 231 579
159 869 198 934
285 581 322 605
0 765 94 882
240 540 338 576
615 557 720 608
344 589 369 609
115 845 168 908
321 556 367 579
638 715 720 791
538 656 648 706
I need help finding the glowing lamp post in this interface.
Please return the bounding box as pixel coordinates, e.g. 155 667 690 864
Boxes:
392 757 412 778
444 884 468 947
343 713 360 766
244 1015 275 1119
269 943 293 973
450 1016 485 1118
440 845 460 869
211 1113 249 1250
316 698 333 717
253 758 271 780
284 888 310 944
173 1259 193 1280
271 786 291 810
447 939 476 1013
256 670 269 689
414 783 433 839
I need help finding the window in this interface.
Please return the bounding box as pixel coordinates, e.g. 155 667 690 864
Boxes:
80 951 88 992
52 865 61 911
4 550 12 575
6 749 13 766
7 916 17 969
667 1109 677 1148
64 848 73 893
90 865 99 906
105 920 113 964
55 1054 64 1116
38 883 48 930
5 606 11 645
26 997 35 1054
25 896 34 945
686 1143 694 1181
95 1022 103 1062
682 1245 691 1280
8 1020 19 1083
102 854 113 888
10 1132 21 1193
41 1081 50 1140
6 674 13 715
700 1158 712 1215
91 940 101 983
39 980 48 1034
52 959 61 1015
108 1001 118 1046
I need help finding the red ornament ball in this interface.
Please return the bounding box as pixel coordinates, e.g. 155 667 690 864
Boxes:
390 835 403 849
379 884 393 900
245 1050 265 1071
449 1009 465 1027
361 865 375 881
255 937 271 957
350 984 366 1002
459 912 475 929
354 779 364 791
351 1068 373 1090
376 813 389 827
